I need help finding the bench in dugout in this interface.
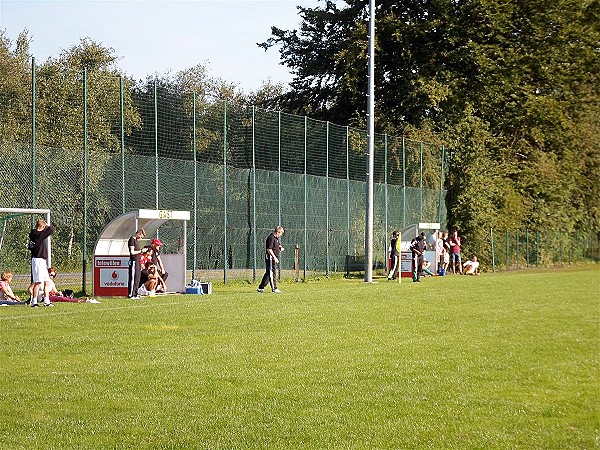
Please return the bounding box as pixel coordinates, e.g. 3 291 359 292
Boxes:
345 255 385 277
345 255 366 277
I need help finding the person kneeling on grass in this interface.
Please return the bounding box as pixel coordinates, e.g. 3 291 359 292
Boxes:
463 256 480 276
137 263 165 297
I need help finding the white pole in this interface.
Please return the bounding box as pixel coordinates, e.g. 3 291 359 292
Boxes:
364 0 376 283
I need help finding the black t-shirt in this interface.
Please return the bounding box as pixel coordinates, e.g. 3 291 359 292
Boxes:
29 225 54 259
410 237 425 255
390 238 399 256
266 233 281 258
128 235 141 261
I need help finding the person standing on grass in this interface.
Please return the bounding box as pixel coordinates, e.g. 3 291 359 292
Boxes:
387 230 400 280
28 218 55 307
449 229 462 274
127 228 147 299
410 232 426 282
435 231 446 275
257 226 284 293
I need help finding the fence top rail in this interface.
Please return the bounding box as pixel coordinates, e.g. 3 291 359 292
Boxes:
0 208 51 215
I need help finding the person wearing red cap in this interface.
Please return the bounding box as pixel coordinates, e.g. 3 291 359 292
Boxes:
145 238 168 288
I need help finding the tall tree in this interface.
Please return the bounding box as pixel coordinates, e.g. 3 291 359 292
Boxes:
0 30 32 142
262 0 600 236
33 39 140 263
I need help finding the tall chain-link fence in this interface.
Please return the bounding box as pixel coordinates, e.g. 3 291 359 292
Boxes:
0 71 448 292
488 229 599 272
4 70 594 294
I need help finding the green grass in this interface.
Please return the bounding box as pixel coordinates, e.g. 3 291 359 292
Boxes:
1 265 598 449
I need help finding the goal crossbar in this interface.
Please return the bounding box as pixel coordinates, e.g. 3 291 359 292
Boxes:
0 208 52 267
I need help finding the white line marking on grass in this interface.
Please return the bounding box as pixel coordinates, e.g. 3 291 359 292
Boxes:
0 298 200 321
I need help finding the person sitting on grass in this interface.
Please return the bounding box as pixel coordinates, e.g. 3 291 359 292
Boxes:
463 256 480 276
0 271 26 305
422 259 436 277
45 267 101 303
137 263 165 297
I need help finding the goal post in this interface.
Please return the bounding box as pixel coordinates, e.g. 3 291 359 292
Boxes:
0 208 52 267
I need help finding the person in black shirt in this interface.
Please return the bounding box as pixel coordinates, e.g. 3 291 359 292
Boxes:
127 228 147 299
28 218 55 307
410 232 426 282
257 226 285 293
387 230 400 280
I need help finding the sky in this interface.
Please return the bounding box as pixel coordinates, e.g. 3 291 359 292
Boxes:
0 0 321 91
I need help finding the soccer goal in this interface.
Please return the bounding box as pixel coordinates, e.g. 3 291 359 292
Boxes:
0 208 53 289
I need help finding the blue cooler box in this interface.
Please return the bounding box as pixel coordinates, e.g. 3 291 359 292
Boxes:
186 282 212 295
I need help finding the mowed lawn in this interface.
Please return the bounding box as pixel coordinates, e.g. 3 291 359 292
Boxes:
0 265 598 449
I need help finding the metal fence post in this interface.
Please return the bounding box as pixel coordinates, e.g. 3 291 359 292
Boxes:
505 230 510 268
384 134 388 254
438 145 445 225
346 126 350 257
560 232 563 266
516 230 520 269
402 137 406 227
252 106 257 282
419 141 423 223
82 68 88 294
31 57 36 209
120 76 125 214
277 111 282 282
326 121 330 277
526 229 529 267
192 92 197 281
536 231 540 266
490 228 496 272
154 79 159 209
278 110 282 226
304 116 308 279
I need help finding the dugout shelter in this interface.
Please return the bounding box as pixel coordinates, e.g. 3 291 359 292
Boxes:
93 209 190 296
399 222 440 277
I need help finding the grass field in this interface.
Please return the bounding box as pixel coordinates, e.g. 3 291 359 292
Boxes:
0 265 598 449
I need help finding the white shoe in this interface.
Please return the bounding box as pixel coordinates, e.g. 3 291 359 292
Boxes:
272 289 282 293
257 288 265 293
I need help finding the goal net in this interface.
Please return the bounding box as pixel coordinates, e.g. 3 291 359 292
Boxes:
0 208 52 291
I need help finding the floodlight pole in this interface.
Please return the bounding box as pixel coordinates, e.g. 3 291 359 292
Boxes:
83 68 88 294
364 0 376 283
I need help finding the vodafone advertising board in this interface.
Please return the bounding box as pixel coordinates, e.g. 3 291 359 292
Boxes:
93 256 129 296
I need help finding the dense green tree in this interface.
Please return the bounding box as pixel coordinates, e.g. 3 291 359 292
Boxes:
35 38 140 151
0 36 142 266
127 64 248 162
0 30 32 142
262 0 600 238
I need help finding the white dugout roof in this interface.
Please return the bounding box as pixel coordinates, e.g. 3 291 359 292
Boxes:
94 209 190 256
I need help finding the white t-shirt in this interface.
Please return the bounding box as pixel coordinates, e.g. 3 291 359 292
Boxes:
435 238 445 254
465 260 480 270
